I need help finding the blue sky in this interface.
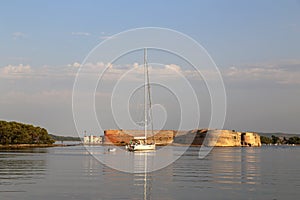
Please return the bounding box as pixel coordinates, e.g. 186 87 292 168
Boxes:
1 1 300 135
2 0 299 66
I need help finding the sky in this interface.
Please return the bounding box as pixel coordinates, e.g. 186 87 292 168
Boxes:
1 0 300 136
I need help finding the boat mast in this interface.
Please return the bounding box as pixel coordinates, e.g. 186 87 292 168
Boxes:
144 48 148 140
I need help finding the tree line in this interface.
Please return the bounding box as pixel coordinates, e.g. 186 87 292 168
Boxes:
0 120 54 145
49 134 81 141
260 135 300 145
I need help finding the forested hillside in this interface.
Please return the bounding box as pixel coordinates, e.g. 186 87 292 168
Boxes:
0 121 54 145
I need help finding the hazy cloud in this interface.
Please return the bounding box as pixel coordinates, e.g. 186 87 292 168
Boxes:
0 90 71 104
224 60 300 84
165 64 181 72
99 32 115 40
0 64 32 78
1 60 300 135
99 35 115 40
2 60 300 84
78 62 189 81
71 32 90 36
67 62 81 68
12 32 26 40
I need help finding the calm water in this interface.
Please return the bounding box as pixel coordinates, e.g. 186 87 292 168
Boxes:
0 146 299 200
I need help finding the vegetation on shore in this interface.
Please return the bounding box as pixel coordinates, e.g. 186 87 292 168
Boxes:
0 120 54 145
260 135 300 145
49 134 81 141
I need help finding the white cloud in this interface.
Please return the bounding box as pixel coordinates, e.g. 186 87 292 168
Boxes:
0 62 205 81
0 63 76 79
83 62 184 81
133 62 139 68
165 64 181 72
71 32 90 36
12 32 26 40
68 62 81 68
0 64 32 78
5 60 299 85
66 62 213 82
224 60 300 84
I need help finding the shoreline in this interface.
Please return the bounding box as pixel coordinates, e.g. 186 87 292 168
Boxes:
1 143 299 150
0 143 82 149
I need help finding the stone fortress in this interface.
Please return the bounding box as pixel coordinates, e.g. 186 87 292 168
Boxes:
104 129 261 147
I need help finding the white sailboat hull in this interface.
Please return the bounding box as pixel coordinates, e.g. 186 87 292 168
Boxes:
127 143 156 151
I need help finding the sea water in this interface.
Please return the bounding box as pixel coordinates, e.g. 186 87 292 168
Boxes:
0 145 299 200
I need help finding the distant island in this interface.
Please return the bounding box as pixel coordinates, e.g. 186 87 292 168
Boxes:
49 134 81 142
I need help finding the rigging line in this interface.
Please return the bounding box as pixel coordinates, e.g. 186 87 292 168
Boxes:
145 49 155 142
144 48 147 140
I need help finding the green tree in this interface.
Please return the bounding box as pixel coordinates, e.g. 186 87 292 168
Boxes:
287 136 300 144
0 120 54 145
260 136 272 144
271 135 280 144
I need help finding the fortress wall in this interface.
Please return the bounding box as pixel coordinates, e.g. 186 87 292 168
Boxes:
104 130 175 145
104 129 261 147
203 130 261 147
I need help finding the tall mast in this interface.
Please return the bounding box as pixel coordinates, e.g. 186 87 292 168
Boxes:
144 48 147 140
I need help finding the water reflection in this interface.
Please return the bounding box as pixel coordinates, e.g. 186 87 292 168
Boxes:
0 149 47 192
241 148 261 185
83 152 99 177
82 146 300 200
133 152 155 200
210 147 261 187
86 145 177 173
169 146 262 193
171 147 213 187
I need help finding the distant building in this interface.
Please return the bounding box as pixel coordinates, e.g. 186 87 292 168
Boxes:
83 135 102 144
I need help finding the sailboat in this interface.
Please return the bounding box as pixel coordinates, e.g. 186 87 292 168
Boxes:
126 48 156 151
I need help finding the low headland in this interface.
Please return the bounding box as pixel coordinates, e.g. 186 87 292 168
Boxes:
0 120 79 149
